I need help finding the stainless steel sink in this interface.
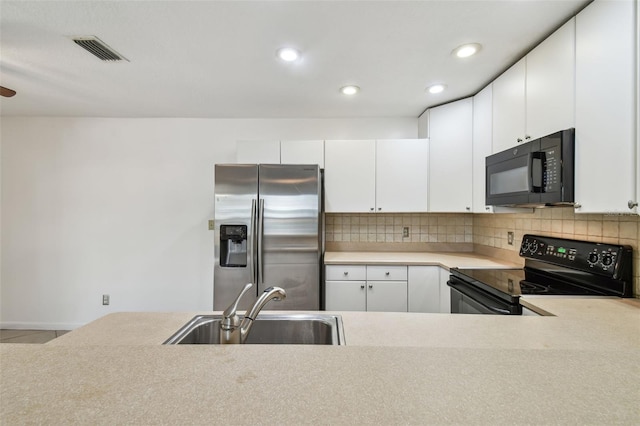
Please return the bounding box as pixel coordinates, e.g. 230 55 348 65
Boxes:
163 313 345 345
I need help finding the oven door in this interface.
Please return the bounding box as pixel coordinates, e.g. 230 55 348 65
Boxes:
448 277 522 315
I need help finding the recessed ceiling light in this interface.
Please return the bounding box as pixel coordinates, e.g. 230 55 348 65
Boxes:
426 84 446 94
277 47 301 62
340 85 360 95
452 43 482 58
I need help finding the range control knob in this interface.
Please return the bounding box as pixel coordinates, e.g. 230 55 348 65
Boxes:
602 254 613 267
588 252 599 265
521 240 531 253
530 242 539 254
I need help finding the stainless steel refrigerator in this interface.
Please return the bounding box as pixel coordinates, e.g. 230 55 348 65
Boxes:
213 164 322 311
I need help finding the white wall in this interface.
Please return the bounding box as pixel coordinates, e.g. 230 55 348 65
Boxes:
0 117 417 329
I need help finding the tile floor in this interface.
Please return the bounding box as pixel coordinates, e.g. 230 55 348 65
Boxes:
0 329 69 344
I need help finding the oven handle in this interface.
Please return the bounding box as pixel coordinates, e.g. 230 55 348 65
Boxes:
447 279 513 315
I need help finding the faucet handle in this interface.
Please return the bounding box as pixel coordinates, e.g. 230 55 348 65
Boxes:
223 283 253 319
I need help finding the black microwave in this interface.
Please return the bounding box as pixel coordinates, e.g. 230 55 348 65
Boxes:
485 129 575 207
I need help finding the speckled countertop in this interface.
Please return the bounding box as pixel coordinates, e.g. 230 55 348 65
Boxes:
3 297 640 425
324 251 520 269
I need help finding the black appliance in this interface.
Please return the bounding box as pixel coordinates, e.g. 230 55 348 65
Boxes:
485 129 574 207
448 234 633 315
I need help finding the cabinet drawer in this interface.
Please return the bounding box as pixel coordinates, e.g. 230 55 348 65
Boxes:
366 265 408 281
325 265 366 281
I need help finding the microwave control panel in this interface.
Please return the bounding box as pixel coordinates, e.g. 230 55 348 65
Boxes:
542 148 560 192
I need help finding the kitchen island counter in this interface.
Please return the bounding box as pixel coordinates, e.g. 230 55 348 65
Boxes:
2 343 638 425
3 298 639 424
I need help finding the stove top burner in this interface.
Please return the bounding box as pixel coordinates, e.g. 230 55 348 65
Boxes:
519 279 594 295
452 267 608 298
519 281 549 294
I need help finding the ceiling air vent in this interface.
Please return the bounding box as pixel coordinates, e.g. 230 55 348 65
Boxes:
72 36 128 62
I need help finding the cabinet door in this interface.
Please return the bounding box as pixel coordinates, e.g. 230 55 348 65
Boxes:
280 140 324 167
408 266 440 313
575 0 636 214
375 139 428 212
472 84 494 213
492 59 526 153
325 281 366 311
324 140 376 213
366 281 407 312
526 18 575 141
428 98 473 212
438 267 451 314
236 140 281 163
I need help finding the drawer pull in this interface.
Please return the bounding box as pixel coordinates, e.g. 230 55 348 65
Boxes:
385 272 390 276
368 285 373 289
343 271 349 276
360 285 365 289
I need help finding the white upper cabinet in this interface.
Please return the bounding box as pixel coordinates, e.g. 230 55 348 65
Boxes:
236 140 281 163
492 59 526 153
492 18 576 153
280 140 325 167
324 140 376 213
429 98 474 212
472 84 494 213
324 139 428 213
376 139 428 212
574 0 637 214
237 140 324 166
526 18 575 141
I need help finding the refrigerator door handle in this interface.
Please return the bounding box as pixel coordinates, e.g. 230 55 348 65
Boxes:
257 198 265 285
250 198 257 285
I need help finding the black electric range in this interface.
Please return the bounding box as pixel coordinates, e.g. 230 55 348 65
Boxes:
448 234 633 315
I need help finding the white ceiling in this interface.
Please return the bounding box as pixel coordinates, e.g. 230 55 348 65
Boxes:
0 0 590 118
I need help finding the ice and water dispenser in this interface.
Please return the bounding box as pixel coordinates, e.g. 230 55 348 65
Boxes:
219 225 248 267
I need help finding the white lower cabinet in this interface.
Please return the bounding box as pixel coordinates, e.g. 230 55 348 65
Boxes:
439 268 451 314
325 265 407 312
326 264 455 313
325 280 367 311
407 266 440 313
407 266 451 313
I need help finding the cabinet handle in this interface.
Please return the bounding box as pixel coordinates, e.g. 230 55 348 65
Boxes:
525 135 531 140
385 272 390 276
343 271 349 276
517 138 523 143
368 285 373 289
360 285 365 289
465 206 470 211
485 206 491 211
574 203 582 209
628 200 638 210
378 207 382 211
370 207 374 212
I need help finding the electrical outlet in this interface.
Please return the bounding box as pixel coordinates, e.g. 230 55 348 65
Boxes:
403 227 409 238
208 220 215 231
102 294 110 305
507 231 514 245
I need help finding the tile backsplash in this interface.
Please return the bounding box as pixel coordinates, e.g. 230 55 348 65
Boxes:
326 213 472 244
326 208 640 298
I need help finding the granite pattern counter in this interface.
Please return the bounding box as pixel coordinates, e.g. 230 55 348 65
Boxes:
2 298 640 425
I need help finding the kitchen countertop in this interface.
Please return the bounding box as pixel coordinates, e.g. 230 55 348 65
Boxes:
3 297 640 425
324 251 520 269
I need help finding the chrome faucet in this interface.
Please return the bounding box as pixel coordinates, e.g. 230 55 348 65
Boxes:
220 283 286 344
